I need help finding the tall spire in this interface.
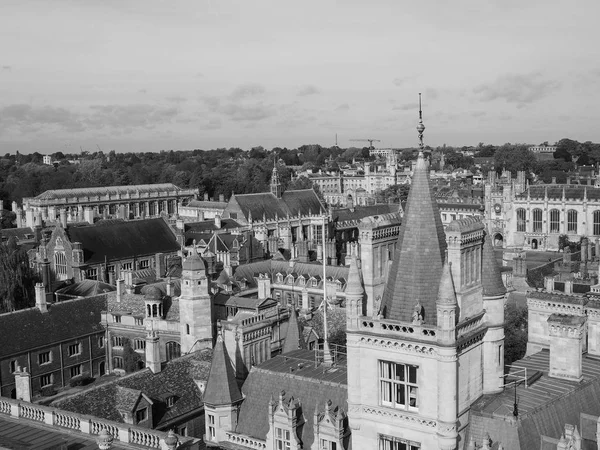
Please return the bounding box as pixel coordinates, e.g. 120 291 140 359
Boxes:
270 153 282 199
379 99 446 323
417 93 425 150
282 306 306 354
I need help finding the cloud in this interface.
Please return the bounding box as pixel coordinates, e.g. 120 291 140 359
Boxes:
230 83 266 100
86 104 180 130
335 103 350 111
474 73 561 106
425 88 439 100
203 96 274 122
392 102 419 111
138 89 148 94
0 104 85 134
196 72 205 78
1 66 11 72
297 85 321 96
166 96 187 103
392 75 418 87
200 118 222 130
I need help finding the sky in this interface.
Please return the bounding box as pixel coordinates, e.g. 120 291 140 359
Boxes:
1 0 599 154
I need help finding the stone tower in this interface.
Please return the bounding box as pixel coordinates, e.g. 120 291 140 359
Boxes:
179 247 213 353
346 119 506 449
270 163 282 199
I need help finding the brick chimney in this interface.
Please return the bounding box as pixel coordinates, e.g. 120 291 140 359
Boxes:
35 282 47 313
548 314 586 382
14 366 32 402
145 331 162 374
257 273 271 300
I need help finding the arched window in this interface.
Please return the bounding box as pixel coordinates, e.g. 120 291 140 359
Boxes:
165 342 181 361
550 209 560 233
516 208 526 232
532 209 543 232
567 210 578 233
54 252 67 278
594 211 600 236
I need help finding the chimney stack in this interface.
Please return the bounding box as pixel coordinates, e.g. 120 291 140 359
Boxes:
548 314 585 382
145 330 162 374
215 215 222 229
14 366 32 402
35 282 47 313
59 209 67 228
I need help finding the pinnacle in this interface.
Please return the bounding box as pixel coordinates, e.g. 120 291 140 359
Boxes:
345 256 364 296
437 260 457 305
481 233 506 297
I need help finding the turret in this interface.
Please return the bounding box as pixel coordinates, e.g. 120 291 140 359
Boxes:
345 256 364 330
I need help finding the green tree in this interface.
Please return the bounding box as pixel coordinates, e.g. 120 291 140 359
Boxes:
0 237 38 313
494 144 537 174
504 304 528 366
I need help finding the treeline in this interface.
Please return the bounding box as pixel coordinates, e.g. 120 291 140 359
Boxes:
0 145 372 208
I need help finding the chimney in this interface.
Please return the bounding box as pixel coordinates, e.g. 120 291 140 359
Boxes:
145 330 162 374
14 366 32 402
83 207 94 225
544 275 555 292
166 277 173 297
116 278 124 302
215 215 222 229
16 208 23 228
35 282 47 313
257 273 272 300
155 253 164 277
566 177 571 185
59 209 67 228
548 314 585 381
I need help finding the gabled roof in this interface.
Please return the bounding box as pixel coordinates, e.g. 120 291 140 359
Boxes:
231 189 324 222
380 153 447 323
66 218 179 265
0 295 107 358
203 336 243 406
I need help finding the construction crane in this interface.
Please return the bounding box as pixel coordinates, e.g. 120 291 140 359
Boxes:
350 138 381 149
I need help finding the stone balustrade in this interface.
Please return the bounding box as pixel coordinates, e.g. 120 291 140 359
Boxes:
0 397 198 449
456 311 486 340
359 318 437 342
226 431 267 449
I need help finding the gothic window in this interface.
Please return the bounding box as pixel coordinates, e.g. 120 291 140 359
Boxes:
594 211 600 236
67 343 81 357
113 336 124 347
70 365 81 378
166 342 181 361
121 262 133 271
275 427 291 450
139 259 150 269
113 356 124 369
516 208 526 232
567 210 578 233
54 252 67 278
379 361 418 410
40 374 53 387
379 435 420 450
550 209 560 233
86 268 98 280
133 339 146 351
532 208 543 232
38 351 51 365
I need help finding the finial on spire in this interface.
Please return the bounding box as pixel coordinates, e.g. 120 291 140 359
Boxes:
417 93 425 151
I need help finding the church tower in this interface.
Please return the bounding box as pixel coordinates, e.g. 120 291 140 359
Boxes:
346 95 506 449
270 161 283 199
179 246 213 353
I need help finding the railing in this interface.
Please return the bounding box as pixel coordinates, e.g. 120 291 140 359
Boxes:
225 431 267 449
0 397 198 448
359 318 437 342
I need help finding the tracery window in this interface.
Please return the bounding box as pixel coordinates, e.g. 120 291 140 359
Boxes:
532 208 543 232
516 208 526 232
567 210 578 233
550 209 560 233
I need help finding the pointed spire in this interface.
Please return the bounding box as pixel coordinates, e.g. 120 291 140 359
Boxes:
380 150 447 322
417 93 425 150
282 307 306 354
437 259 457 305
482 233 506 297
345 256 364 296
203 335 243 406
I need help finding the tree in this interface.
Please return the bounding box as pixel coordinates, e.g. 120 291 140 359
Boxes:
493 144 537 174
122 338 143 373
504 303 528 366
0 237 38 313
302 307 347 347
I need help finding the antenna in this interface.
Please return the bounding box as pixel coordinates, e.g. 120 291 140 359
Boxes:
417 93 426 151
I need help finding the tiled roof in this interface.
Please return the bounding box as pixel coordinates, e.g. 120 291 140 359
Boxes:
66 218 179 265
235 350 347 448
466 349 600 449
281 307 306 354
0 227 34 242
203 336 243 406
232 189 324 222
105 288 180 320
380 154 447 323
32 183 188 201
481 234 507 297
184 219 241 236
55 279 116 298
55 350 212 427
517 185 600 201
186 200 228 209
0 295 107 359
331 204 400 223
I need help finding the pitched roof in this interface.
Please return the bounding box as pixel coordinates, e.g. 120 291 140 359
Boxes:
380 153 447 323
281 307 306 354
0 295 107 358
235 350 347 448
203 335 243 406
66 218 179 265
232 189 324 222
54 350 212 427
55 279 116 298
482 234 507 297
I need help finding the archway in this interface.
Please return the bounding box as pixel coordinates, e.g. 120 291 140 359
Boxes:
531 239 538 250
493 233 504 247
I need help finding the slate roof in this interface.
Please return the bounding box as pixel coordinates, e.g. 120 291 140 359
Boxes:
232 189 324 222
281 307 306 354
105 286 180 320
0 227 34 242
0 295 107 359
380 153 447 323
466 349 600 450
481 233 507 297
186 199 228 209
203 336 243 406
66 218 179 265
235 350 347 448
331 204 400 224
517 185 600 201
32 183 188 201
55 279 116 298
54 350 213 427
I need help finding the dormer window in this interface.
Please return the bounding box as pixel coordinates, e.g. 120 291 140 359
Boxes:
166 396 176 408
276 274 284 283
312 278 318 287
135 408 148 423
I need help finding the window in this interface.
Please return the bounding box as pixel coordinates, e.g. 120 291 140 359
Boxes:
38 351 51 365
113 356 124 369
379 361 418 410
178 426 187 437
113 336 124 347
135 317 143 326
40 374 53 387
113 315 121 323
567 210 578 233
134 339 146 351
532 208 542 232
186 324 190 335
594 211 600 236
107 265 115 274
550 209 560 233
85 268 98 280
320 439 337 450
98 336 105 348
516 208 526 232
121 262 133 271
10 360 17 373
208 414 216 440
275 427 291 450
136 408 148 423
166 396 176 408
379 435 420 450
68 343 81 357
54 252 67 278
70 365 81 378
139 259 150 269
166 342 181 361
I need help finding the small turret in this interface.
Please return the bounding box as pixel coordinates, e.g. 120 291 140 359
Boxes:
345 256 364 329
436 259 457 345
